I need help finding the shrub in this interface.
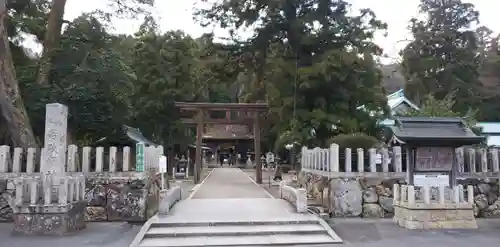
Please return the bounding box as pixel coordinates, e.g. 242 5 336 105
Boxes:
329 133 379 150
329 133 380 172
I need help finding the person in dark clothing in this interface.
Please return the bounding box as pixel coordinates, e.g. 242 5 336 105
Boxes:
219 151 224 167
216 149 219 165
228 148 235 166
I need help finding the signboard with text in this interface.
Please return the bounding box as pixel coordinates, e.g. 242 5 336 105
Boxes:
415 147 453 171
414 174 450 187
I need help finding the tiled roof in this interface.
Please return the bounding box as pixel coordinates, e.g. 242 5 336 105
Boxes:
358 88 419 114
123 125 157 146
387 89 420 111
387 117 484 145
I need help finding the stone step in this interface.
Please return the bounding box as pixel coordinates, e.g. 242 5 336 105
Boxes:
139 233 337 247
151 219 319 227
145 224 326 237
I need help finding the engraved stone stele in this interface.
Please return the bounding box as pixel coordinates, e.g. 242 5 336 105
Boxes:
41 103 68 174
11 103 87 236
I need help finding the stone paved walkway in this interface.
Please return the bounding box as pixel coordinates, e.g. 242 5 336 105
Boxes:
190 168 272 199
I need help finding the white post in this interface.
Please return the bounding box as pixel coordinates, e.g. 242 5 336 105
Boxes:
368 148 376 172
393 146 402 172
330 143 339 172
345 148 352 172
357 148 364 172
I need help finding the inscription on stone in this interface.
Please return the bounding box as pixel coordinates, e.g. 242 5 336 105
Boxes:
415 147 453 171
41 103 68 174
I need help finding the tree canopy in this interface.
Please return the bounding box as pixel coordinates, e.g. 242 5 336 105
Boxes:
0 0 499 151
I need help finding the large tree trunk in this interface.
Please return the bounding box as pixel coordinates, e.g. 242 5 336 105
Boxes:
0 0 37 147
36 0 67 86
37 0 76 144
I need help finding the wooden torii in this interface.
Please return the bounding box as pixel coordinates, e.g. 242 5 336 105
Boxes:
175 102 268 184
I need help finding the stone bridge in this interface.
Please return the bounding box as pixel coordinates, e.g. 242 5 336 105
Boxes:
130 168 342 247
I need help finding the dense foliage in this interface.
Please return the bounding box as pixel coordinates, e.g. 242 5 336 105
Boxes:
0 0 499 151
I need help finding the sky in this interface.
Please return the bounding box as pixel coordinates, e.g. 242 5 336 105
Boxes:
58 0 500 63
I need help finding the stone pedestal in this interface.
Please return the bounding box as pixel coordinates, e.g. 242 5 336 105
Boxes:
84 172 161 222
12 202 87 235
10 175 87 236
393 184 477 229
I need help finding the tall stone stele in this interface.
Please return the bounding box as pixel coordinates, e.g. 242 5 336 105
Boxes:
11 103 87 236
41 103 68 174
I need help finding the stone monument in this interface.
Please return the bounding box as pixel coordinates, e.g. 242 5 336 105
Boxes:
41 103 68 174
11 103 87 236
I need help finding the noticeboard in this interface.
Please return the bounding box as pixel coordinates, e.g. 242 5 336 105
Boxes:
415 147 453 171
413 173 450 187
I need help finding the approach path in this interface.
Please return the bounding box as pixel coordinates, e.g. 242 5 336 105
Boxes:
130 168 342 246
189 167 272 199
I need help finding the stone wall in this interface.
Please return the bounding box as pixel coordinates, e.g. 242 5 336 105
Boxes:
84 172 161 222
458 179 500 217
0 179 13 222
298 172 500 218
0 172 161 223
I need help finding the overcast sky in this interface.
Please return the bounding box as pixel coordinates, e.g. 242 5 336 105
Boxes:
56 0 499 62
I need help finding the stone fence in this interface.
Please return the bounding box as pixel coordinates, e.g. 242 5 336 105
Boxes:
11 174 86 210
279 181 307 213
9 174 87 235
393 184 476 229
301 144 500 178
0 145 164 224
0 145 163 174
299 144 500 219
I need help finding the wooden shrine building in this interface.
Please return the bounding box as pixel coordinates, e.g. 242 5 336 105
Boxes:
384 117 484 187
175 102 268 184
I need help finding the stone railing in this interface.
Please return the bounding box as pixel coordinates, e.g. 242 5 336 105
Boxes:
158 185 182 215
9 174 87 235
0 145 163 175
11 175 86 210
0 145 165 223
280 181 307 213
393 184 476 229
301 144 500 179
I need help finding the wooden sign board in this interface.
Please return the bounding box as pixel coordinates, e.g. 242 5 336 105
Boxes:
415 147 453 171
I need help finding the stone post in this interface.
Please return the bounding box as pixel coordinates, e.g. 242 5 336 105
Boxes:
329 143 339 172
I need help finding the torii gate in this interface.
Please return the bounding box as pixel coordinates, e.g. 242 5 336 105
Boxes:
175 102 268 184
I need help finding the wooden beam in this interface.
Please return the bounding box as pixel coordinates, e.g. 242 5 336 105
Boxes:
181 118 253 125
254 112 262 184
175 102 269 111
194 109 204 184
